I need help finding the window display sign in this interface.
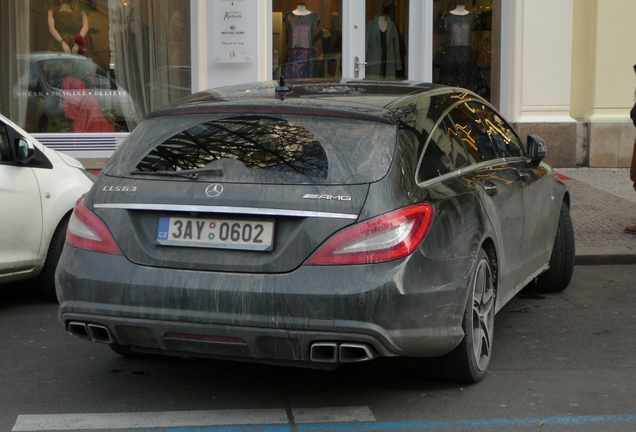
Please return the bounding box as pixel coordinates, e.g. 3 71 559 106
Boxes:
212 0 256 63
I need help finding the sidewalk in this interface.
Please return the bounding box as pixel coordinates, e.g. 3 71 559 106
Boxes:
556 168 636 265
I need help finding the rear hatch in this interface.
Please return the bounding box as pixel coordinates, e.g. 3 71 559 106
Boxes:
91 111 397 273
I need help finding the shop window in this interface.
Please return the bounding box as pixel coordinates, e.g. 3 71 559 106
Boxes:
364 0 409 80
432 0 497 102
271 1 408 81
0 0 191 134
272 1 343 80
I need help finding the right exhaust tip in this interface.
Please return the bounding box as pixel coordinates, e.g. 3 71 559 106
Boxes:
310 342 378 363
339 343 377 363
87 323 113 344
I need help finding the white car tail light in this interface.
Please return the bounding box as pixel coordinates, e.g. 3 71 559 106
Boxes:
66 196 122 255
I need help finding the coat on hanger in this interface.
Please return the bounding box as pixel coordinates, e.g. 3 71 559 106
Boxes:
365 14 402 79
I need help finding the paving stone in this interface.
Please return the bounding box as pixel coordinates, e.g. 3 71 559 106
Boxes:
556 168 636 264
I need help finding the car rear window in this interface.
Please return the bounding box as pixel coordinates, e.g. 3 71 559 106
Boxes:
108 114 396 185
36 59 116 90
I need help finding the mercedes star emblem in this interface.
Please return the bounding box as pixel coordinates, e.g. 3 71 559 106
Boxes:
205 183 224 198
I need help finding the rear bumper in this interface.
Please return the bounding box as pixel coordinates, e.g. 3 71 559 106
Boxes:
56 245 474 364
62 313 398 369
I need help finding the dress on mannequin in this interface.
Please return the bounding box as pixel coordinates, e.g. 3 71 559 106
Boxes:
47 0 90 54
438 4 480 88
281 4 321 79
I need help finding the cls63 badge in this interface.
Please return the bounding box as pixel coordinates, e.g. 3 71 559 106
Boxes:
103 186 138 192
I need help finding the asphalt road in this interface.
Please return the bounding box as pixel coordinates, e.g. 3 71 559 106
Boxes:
1 264 635 432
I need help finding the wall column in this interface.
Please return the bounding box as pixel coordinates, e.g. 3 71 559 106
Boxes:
571 0 636 167
510 0 577 167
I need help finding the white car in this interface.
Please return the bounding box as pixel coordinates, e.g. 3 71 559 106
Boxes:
0 113 94 300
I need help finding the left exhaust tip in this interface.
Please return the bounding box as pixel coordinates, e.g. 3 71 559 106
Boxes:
67 321 113 344
68 321 91 341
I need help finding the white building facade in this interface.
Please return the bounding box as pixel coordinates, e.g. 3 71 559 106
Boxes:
1 0 633 168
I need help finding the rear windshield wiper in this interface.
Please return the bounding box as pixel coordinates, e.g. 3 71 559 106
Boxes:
130 167 224 179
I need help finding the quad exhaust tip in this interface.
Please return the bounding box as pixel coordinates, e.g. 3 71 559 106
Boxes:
68 324 376 363
68 321 90 341
310 342 377 363
68 321 113 344
339 343 376 363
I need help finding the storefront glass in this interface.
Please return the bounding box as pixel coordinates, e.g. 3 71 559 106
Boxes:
272 1 343 80
0 0 191 134
432 0 497 101
364 0 409 80
272 0 408 81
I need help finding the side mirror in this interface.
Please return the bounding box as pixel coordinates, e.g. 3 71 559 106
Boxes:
15 138 35 163
527 135 547 164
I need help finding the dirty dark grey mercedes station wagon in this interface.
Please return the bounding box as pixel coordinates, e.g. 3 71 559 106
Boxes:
56 80 574 383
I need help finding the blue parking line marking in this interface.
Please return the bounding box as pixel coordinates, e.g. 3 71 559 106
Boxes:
166 414 636 432
15 414 636 432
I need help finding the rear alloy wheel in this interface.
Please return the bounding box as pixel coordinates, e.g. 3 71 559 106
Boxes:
440 249 496 383
527 202 575 293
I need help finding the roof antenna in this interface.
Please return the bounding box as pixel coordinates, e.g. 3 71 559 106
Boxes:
275 76 290 100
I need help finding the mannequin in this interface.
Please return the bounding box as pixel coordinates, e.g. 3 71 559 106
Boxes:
438 2 479 88
47 0 89 54
378 15 388 32
319 12 342 54
293 3 310 15
365 13 402 79
280 3 321 78
449 4 470 15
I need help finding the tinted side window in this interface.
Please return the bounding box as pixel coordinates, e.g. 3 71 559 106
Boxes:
472 103 524 157
417 115 469 182
449 103 498 163
443 116 470 169
0 124 11 163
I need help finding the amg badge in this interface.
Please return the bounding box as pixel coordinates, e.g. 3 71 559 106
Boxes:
303 194 352 201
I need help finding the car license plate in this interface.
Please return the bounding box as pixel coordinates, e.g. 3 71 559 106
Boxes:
156 216 274 251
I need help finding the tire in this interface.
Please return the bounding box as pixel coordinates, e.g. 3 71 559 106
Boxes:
437 249 496 383
528 202 575 293
37 214 70 302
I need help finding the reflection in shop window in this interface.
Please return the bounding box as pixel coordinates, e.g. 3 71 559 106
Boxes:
17 53 140 133
0 0 191 134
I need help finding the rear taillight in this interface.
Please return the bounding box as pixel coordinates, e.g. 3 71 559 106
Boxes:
306 203 434 265
66 196 122 255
